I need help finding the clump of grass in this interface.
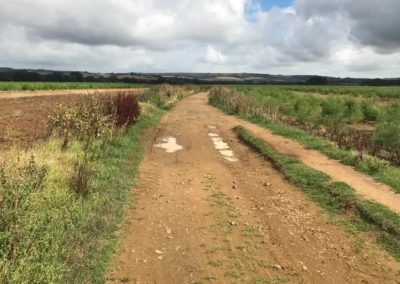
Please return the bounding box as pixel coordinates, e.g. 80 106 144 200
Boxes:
0 155 48 281
234 126 400 260
69 157 93 197
139 84 192 109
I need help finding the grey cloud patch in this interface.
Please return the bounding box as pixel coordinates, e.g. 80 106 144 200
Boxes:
295 0 400 52
347 1 400 52
258 8 348 62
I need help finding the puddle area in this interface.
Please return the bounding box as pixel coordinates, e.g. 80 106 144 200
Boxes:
154 137 183 153
208 125 238 162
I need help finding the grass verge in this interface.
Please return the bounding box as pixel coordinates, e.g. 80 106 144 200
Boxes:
210 97 400 194
0 103 163 283
233 125 400 261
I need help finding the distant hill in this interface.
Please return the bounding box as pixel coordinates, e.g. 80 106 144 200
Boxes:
0 67 399 86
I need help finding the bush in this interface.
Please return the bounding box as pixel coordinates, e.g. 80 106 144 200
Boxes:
49 95 116 148
362 101 380 122
110 92 141 127
49 92 141 148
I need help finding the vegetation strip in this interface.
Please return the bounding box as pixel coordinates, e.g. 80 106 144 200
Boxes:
209 87 400 194
0 82 145 91
0 86 191 283
233 125 400 261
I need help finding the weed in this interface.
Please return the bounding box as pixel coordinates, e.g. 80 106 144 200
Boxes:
69 157 93 197
139 84 191 109
208 260 223 267
110 92 141 128
252 275 289 284
0 155 48 282
225 270 240 279
258 260 269 268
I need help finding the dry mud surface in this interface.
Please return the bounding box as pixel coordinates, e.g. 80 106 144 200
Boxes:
107 93 400 284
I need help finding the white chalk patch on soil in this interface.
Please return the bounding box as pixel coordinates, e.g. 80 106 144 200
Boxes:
154 137 183 153
211 137 230 150
209 133 238 162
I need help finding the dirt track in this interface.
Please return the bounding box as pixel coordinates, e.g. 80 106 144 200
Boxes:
107 93 400 283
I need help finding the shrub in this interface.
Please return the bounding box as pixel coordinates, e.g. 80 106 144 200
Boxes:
362 101 380 122
110 92 141 127
49 95 116 148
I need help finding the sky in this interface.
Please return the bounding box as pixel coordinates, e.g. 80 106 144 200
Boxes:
0 0 399 78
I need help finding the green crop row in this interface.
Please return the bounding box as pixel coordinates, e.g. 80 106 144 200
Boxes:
210 86 400 165
0 82 145 91
282 85 400 99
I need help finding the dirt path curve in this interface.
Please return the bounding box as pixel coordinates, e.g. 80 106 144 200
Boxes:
107 93 400 283
0 88 142 100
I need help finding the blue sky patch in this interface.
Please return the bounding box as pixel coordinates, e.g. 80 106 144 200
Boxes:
259 0 294 10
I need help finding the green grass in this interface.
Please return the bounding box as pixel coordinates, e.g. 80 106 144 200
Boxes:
0 81 145 91
0 103 163 283
233 125 400 260
210 96 400 194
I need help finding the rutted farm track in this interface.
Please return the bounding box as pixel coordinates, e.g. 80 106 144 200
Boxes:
107 93 400 283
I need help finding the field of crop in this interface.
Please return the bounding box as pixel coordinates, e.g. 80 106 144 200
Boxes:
281 85 400 99
211 85 400 164
209 84 400 194
0 82 145 91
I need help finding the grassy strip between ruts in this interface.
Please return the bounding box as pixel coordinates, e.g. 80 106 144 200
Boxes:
233 125 400 261
209 97 400 194
0 103 163 284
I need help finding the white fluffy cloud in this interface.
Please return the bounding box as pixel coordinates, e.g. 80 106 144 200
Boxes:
204 46 226 64
0 0 399 77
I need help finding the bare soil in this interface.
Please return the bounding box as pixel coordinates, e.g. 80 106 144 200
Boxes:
107 93 400 284
0 89 142 150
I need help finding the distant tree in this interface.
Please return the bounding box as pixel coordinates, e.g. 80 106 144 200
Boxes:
70 72 84 82
12 70 40 81
306 76 328 85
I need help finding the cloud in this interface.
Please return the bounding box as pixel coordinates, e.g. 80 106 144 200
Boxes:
0 0 399 77
295 0 400 52
204 46 226 64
